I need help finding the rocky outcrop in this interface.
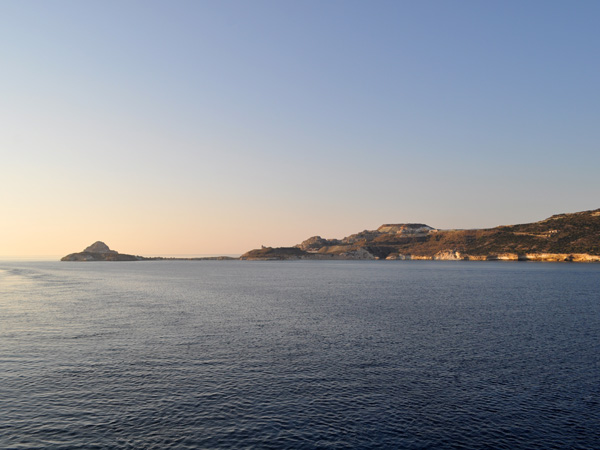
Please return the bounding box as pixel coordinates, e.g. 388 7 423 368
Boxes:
295 236 340 251
337 248 376 260
377 224 435 235
433 250 463 260
83 241 116 254
61 242 139 261
515 253 600 262
240 247 309 260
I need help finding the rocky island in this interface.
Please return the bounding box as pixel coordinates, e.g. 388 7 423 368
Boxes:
61 241 140 261
61 241 237 261
240 208 600 262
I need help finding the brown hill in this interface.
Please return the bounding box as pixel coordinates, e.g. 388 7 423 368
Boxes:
241 209 600 262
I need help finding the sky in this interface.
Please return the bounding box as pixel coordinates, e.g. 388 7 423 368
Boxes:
1 0 599 257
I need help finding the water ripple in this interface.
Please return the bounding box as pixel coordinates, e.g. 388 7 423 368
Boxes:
1 261 599 449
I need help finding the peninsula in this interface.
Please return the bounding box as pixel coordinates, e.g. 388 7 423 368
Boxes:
240 208 600 262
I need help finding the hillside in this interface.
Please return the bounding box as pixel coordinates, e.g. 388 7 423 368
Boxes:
61 241 139 261
240 209 600 262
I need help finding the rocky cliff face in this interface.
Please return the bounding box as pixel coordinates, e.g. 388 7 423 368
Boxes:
242 209 600 261
377 224 435 235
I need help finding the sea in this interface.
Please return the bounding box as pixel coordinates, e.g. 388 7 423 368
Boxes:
1 260 599 449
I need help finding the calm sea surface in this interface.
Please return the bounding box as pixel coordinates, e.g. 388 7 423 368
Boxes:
1 260 599 449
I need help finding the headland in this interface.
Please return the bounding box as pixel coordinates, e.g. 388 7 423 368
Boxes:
240 209 600 262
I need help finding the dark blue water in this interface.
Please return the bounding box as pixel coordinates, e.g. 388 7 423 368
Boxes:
1 261 599 449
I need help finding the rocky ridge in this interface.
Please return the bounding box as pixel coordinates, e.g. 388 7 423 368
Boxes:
240 209 600 262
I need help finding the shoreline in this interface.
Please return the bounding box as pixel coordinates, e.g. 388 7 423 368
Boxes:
238 252 600 263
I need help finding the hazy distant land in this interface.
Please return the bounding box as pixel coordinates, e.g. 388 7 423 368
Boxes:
61 242 236 262
62 208 600 262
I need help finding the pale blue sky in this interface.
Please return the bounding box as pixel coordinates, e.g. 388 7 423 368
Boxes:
1 1 599 256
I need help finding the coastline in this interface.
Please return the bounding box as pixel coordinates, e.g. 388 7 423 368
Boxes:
239 252 600 262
